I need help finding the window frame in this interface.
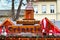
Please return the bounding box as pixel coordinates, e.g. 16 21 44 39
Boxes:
33 5 38 14
50 5 55 13
42 5 46 13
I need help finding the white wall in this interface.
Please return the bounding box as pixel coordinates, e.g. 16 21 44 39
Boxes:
56 0 60 21
57 0 60 13
33 2 56 14
34 14 56 20
33 2 57 20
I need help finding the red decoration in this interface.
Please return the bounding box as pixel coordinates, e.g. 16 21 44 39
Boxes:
41 17 60 35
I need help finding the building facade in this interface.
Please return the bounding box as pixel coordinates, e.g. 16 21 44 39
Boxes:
33 0 60 21
0 0 60 21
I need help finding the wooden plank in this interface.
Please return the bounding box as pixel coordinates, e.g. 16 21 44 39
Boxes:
16 20 40 24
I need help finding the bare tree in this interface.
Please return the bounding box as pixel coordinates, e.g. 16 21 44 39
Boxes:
12 0 29 21
12 0 15 20
26 0 33 3
14 0 23 21
26 0 30 3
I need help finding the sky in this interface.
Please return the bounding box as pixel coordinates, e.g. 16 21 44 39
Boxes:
0 0 27 10
0 0 38 14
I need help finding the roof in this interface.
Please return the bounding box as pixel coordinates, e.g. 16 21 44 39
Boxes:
0 18 14 27
26 2 34 10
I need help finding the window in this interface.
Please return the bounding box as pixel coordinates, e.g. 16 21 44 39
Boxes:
50 5 54 13
42 5 46 13
34 5 38 14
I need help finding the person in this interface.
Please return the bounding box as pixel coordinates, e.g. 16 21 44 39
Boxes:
1 26 7 36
